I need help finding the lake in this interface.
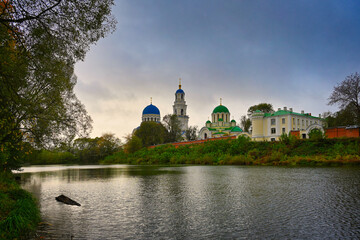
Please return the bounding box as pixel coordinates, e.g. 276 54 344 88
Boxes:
16 165 360 239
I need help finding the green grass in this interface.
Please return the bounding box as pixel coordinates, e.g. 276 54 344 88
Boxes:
101 137 360 167
0 172 40 240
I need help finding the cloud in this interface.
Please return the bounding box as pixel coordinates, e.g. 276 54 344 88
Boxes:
74 0 360 139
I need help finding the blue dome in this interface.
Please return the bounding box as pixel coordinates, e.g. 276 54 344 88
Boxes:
142 104 160 115
176 89 185 94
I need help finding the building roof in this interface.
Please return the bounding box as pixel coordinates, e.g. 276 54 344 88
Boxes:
263 109 322 119
142 104 160 115
231 119 236 122
213 105 229 114
213 132 224 135
176 89 185 94
231 126 243 132
206 120 211 123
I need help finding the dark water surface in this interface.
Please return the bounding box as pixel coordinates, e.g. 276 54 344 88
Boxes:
16 165 360 239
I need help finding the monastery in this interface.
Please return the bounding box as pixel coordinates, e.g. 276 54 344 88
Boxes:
134 79 333 141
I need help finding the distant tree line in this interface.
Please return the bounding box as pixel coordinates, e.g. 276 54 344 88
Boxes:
26 133 121 165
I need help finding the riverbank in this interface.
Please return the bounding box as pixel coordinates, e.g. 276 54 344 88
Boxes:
101 137 360 166
0 172 40 240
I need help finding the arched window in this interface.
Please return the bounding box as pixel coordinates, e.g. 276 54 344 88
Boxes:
204 133 207 139
181 109 184 115
181 94 183 99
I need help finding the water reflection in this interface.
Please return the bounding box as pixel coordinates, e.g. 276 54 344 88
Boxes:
16 165 360 239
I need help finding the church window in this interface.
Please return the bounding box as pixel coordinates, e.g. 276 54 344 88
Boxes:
282 118 285 124
222 114 224 120
302 120 304 126
271 119 276 125
181 109 184 115
271 128 276 134
306 120 308 126
204 133 207 139
181 94 183 99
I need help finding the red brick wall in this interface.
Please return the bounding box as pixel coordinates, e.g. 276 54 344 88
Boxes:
325 127 360 138
290 131 300 138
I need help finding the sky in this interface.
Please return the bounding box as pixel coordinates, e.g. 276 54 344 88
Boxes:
74 0 360 140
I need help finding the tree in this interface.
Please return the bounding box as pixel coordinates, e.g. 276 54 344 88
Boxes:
240 115 251 132
163 114 182 143
323 105 357 127
0 1 116 170
328 73 360 125
124 135 143 154
185 126 198 141
96 133 122 159
248 103 274 113
134 122 167 147
308 128 325 140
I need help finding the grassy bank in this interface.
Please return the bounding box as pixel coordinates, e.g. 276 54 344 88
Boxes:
0 172 40 240
101 137 360 166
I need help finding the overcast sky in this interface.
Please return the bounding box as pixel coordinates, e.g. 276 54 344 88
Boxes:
74 0 360 140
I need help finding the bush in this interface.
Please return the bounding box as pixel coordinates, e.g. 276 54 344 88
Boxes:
0 172 40 240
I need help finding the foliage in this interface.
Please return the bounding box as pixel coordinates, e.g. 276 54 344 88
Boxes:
240 115 251 132
26 133 121 164
248 103 274 113
0 0 116 170
124 135 143 154
163 114 183 142
0 172 40 239
328 72 360 125
308 128 325 140
134 122 167 147
103 137 360 167
324 104 358 127
185 126 198 141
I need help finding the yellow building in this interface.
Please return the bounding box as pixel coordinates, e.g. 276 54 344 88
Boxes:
251 107 326 141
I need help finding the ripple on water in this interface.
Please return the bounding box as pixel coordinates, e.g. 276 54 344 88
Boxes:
18 165 360 240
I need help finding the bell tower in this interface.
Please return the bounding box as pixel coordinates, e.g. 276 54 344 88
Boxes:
173 78 189 132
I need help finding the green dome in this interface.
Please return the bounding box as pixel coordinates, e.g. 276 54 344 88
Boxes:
213 105 229 114
231 119 236 123
231 126 243 132
206 120 211 124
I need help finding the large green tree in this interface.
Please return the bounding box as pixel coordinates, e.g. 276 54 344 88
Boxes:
0 0 116 170
134 121 167 147
248 103 274 113
328 73 360 125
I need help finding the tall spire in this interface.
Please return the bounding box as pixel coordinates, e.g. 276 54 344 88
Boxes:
220 98 222 105
179 78 182 89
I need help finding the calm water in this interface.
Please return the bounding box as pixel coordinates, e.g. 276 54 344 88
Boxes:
16 165 360 239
